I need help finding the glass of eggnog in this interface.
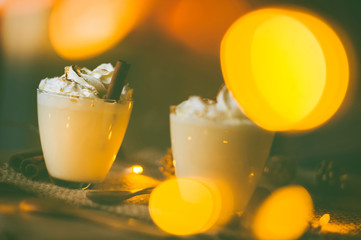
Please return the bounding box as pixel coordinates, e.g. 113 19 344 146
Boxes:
37 63 133 188
170 86 274 222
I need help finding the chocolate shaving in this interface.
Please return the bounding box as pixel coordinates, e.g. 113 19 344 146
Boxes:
104 60 130 100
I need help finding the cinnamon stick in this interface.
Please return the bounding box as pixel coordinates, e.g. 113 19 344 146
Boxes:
9 151 48 180
9 150 43 172
20 155 47 180
105 60 130 100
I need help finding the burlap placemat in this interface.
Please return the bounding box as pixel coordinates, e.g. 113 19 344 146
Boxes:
0 148 166 221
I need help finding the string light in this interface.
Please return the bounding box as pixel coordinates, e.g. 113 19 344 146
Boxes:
131 165 143 175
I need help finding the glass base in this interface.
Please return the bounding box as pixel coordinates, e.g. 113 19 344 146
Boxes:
50 176 94 190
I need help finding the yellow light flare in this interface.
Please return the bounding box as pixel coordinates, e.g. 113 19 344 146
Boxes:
221 8 349 131
252 185 313 240
131 165 143 174
49 0 154 60
287 9 349 130
122 173 160 190
149 178 221 236
155 0 250 55
320 213 330 227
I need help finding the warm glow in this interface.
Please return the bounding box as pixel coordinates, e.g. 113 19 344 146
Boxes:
286 9 350 130
3 0 55 15
131 165 143 174
319 222 355 235
320 213 330 227
0 204 16 214
122 173 160 190
149 178 221 236
49 0 154 60
221 8 349 131
252 15 326 126
155 0 250 55
252 185 313 240
1 0 55 59
311 213 357 235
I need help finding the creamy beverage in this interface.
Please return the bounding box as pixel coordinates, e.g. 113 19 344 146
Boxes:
37 63 133 184
170 86 274 219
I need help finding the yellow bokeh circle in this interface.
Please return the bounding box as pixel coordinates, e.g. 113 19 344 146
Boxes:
252 185 313 240
221 8 349 131
149 178 221 236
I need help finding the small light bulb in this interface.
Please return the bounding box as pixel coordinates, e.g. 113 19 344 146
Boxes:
132 165 143 174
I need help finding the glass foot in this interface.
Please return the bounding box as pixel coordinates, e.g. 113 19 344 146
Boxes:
51 177 94 190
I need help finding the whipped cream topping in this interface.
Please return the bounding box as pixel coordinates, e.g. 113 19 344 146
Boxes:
39 63 132 99
174 85 246 123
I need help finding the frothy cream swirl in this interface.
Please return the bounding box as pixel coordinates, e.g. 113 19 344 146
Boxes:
174 85 246 123
39 63 131 99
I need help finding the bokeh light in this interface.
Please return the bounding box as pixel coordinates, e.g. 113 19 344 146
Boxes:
313 213 356 235
131 165 143 174
155 0 250 55
49 0 154 60
320 213 331 227
149 178 222 236
221 8 349 131
1 0 54 59
287 9 350 130
252 185 313 240
2 0 55 15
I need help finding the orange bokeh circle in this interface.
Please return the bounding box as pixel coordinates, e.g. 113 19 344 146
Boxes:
49 0 153 60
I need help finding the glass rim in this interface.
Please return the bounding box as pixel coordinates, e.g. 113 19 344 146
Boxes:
37 88 133 103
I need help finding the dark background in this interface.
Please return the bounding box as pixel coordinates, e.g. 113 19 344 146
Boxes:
0 0 360 170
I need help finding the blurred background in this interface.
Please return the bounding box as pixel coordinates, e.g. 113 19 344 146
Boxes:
0 0 360 170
